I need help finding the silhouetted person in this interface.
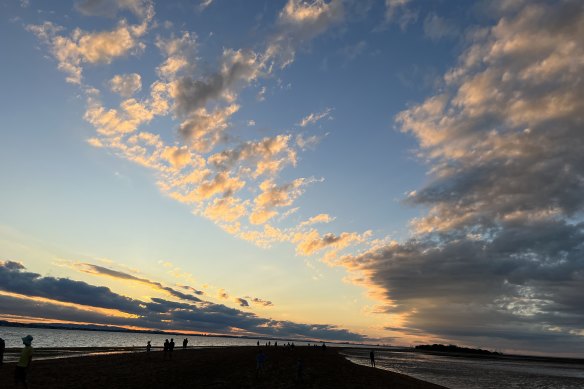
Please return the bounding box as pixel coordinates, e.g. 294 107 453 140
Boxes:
256 349 266 378
257 341 260 347
274 341 277 347
183 338 188 349
146 341 151 352
0 337 5 368
169 338 175 359
15 335 33 388
163 339 169 360
370 350 375 367
321 342 326 350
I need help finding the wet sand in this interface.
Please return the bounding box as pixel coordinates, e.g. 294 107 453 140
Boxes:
0 346 447 388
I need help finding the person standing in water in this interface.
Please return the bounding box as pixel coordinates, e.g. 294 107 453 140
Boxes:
15 335 33 388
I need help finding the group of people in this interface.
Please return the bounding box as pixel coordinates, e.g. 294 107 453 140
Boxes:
0 334 34 388
145 338 190 359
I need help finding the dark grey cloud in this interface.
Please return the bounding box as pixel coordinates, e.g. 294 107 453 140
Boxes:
79 263 202 304
0 261 142 314
251 297 273 307
236 298 249 307
173 49 260 117
180 285 204 295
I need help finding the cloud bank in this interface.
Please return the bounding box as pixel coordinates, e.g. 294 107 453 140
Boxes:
336 0 584 354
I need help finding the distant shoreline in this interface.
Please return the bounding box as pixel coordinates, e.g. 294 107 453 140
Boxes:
0 320 386 348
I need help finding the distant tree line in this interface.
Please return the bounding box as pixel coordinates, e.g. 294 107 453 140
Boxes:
415 344 502 356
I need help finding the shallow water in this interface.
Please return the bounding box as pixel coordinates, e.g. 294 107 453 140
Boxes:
343 349 584 389
0 326 371 361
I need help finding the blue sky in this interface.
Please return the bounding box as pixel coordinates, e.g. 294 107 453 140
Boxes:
1 0 583 357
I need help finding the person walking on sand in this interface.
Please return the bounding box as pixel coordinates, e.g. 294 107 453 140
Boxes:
370 350 376 367
146 341 151 353
182 338 188 350
15 335 33 388
169 338 175 360
163 339 169 360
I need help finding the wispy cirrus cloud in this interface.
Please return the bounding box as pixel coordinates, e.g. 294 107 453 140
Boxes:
298 107 333 127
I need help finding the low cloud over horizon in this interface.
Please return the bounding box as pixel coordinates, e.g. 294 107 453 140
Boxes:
0 260 366 342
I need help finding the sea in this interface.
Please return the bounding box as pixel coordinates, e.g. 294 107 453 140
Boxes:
344 348 584 389
2 326 583 389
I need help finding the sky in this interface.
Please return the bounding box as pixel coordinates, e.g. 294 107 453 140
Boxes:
0 0 583 357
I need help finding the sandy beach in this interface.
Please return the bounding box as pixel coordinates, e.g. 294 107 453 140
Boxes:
0 346 446 388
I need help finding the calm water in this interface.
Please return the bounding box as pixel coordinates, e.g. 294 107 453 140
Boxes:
0 326 369 358
344 349 584 389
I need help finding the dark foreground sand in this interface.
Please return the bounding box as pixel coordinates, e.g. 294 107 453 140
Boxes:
0 346 447 388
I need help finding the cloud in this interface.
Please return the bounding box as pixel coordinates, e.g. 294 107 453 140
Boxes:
267 0 344 67
76 0 154 19
27 19 150 84
295 133 326 150
109 73 142 97
339 40 367 61
299 213 334 227
337 0 584 351
178 105 239 153
423 13 459 41
277 0 344 40
0 261 142 314
208 135 297 178
294 230 369 256
29 0 369 275
249 178 310 224
298 107 333 127
171 48 262 116
77 263 203 304
384 0 417 30
203 197 248 223
217 288 229 300
1 260 367 340
156 32 198 78
250 297 274 307
198 0 214 12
